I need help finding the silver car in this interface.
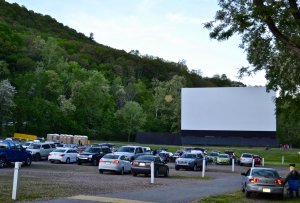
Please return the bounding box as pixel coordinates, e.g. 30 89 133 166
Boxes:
99 153 131 175
241 167 284 198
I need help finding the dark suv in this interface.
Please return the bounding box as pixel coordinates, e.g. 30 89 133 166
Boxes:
77 147 111 166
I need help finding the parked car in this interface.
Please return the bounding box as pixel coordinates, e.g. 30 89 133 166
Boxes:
173 150 184 159
224 150 236 161
99 153 131 175
216 154 231 165
0 140 32 168
240 153 254 166
77 146 111 166
158 151 171 163
114 145 145 161
207 152 220 163
241 167 284 198
26 143 55 161
131 155 169 177
253 155 262 165
175 153 205 171
22 141 33 149
48 148 78 164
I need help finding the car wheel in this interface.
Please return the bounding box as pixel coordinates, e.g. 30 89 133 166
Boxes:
245 191 251 198
24 156 32 166
35 153 41 161
66 158 70 164
175 166 179 171
193 164 197 171
50 160 54 163
77 160 82 165
132 172 137 176
92 159 98 166
164 169 169 177
120 167 125 175
0 156 6 168
155 169 159 177
99 169 104 174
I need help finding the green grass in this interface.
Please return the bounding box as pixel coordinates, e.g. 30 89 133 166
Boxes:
199 191 300 203
0 175 76 203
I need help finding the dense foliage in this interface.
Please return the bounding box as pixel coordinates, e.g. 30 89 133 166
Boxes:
0 0 245 141
205 0 300 146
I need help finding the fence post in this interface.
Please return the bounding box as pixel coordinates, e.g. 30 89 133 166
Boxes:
150 161 154 184
282 156 284 165
262 158 264 166
202 159 206 178
252 159 255 167
232 158 235 172
12 162 21 200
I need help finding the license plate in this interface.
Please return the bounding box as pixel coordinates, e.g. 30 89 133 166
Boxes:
105 162 110 165
263 188 271 193
139 163 145 166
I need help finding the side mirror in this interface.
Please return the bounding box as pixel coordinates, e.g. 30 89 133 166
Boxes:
241 172 246 176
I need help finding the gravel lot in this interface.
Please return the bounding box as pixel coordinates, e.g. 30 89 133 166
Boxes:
0 161 289 202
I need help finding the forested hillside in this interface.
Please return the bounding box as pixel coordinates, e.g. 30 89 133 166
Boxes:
1 0 276 142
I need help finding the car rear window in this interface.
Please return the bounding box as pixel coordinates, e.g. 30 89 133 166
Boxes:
219 154 229 158
28 144 41 149
242 154 252 158
53 149 66 153
251 169 279 178
103 154 119 159
135 155 155 161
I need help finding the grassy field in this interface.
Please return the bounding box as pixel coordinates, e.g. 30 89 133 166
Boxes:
199 191 300 203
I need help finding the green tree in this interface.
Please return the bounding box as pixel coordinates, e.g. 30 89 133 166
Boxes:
0 80 16 135
115 101 146 142
204 0 300 97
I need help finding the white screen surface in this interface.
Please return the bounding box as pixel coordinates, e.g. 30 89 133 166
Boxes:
181 87 276 131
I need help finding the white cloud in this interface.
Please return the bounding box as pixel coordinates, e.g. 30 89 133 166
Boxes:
166 13 207 25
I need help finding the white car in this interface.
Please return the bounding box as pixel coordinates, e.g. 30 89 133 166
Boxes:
27 143 55 160
48 148 78 164
240 153 253 166
99 153 131 175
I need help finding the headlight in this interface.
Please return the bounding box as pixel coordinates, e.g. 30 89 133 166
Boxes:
88 155 93 158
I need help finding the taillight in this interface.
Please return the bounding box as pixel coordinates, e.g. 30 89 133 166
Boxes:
60 154 65 156
99 159 104 163
250 178 260 183
275 179 282 185
113 160 119 164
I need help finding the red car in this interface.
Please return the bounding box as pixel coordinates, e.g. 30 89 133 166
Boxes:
253 155 262 165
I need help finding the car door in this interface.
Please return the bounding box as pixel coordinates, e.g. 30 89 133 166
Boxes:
120 155 131 172
155 157 165 175
195 154 202 167
69 149 78 162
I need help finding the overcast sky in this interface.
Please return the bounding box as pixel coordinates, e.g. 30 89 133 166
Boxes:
6 0 267 86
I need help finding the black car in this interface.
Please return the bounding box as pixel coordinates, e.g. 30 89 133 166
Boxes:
131 155 169 177
77 147 111 166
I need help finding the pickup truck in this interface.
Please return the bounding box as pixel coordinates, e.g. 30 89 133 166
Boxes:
0 140 32 168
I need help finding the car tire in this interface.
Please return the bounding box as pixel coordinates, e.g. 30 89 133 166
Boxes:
245 191 251 198
193 164 197 171
175 166 179 171
132 172 137 176
0 156 6 168
92 159 98 166
66 158 70 164
77 161 82 165
35 153 41 161
24 156 32 166
155 169 159 177
120 167 125 175
50 160 54 163
164 169 169 177
99 169 104 174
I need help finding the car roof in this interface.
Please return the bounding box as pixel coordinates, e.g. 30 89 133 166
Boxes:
120 145 142 148
251 167 276 171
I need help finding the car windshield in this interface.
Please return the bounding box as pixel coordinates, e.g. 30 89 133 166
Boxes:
23 142 32 146
52 149 66 153
103 154 119 159
219 154 229 158
136 155 155 161
210 153 218 156
251 169 279 178
242 154 252 158
181 154 196 158
28 144 41 149
86 148 101 153
117 147 135 153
